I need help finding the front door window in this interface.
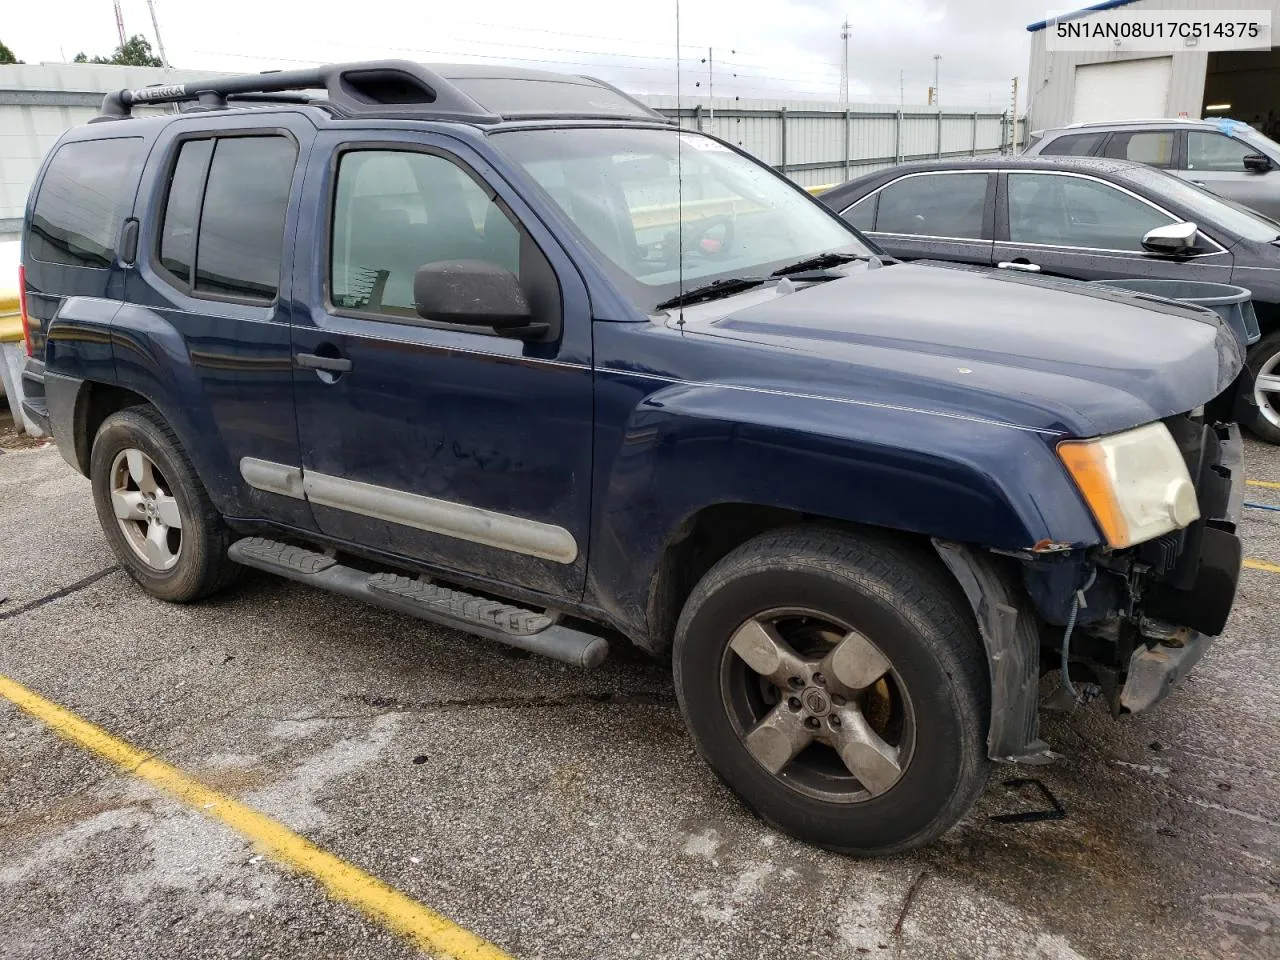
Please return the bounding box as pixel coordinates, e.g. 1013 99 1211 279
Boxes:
1006 173 1173 251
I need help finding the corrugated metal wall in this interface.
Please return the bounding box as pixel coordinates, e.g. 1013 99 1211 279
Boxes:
641 95 1024 188
1025 0 1279 131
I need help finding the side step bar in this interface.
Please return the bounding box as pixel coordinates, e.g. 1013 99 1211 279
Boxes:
228 537 609 669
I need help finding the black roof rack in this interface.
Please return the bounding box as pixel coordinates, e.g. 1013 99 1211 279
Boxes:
98 59 671 125
101 60 501 122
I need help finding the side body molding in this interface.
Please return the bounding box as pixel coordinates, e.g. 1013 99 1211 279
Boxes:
239 457 579 564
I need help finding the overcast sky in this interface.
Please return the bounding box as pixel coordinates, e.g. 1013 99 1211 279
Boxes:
4 1 1078 108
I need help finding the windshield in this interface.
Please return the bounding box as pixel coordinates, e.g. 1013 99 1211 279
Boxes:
491 127 869 312
1128 164 1280 242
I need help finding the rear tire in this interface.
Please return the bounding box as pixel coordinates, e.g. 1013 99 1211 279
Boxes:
1245 331 1280 444
90 405 241 602
673 526 990 856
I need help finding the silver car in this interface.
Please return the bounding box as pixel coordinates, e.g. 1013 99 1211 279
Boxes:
1024 118 1280 220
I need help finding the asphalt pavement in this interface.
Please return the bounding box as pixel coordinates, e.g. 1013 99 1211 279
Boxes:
0 433 1276 960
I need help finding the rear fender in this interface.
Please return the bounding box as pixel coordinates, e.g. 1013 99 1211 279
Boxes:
107 302 253 516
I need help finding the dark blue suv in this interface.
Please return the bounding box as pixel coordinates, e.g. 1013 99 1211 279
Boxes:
17 61 1246 855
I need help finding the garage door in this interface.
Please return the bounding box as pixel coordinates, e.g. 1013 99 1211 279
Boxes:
1071 57 1173 123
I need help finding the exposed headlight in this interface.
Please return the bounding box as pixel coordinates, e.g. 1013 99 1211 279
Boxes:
1058 422 1199 549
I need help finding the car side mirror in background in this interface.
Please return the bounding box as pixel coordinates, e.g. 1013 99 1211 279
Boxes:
1244 153 1272 173
1141 221 1199 255
413 260 541 336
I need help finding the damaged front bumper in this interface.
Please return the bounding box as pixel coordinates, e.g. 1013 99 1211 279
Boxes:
1119 633 1211 713
1117 421 1244 713
935 421 1244 764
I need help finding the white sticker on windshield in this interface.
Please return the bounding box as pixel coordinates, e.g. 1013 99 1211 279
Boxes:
680 134 731 152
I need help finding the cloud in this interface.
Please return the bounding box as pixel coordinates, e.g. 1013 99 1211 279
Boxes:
3 0 1067 107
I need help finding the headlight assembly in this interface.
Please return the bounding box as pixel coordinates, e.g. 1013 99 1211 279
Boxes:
1058 422 1200 549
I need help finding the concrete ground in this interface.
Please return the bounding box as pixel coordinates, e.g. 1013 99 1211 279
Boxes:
0 433 1276 960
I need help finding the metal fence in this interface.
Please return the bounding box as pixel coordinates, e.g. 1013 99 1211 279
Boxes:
641 96 1026 189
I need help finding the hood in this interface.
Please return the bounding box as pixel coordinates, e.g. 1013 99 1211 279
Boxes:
687 262 1243 437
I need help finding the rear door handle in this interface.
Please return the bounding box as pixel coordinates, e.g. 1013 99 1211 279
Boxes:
295 352 352 373
997 261 1041 273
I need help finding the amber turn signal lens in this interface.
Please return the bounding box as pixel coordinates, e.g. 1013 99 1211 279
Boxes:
1057 422 1200 550
1058 438 1132 548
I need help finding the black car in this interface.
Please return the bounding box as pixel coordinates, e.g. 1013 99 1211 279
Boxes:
822 156 1280 442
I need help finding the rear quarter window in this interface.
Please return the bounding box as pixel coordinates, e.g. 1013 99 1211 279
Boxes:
1038 132 1105 157
28 137 144 268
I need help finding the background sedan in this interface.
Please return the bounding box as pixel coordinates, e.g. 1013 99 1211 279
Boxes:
821 156 1280 442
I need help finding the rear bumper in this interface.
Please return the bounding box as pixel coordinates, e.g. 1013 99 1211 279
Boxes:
19 357 50 435
21 357 88 476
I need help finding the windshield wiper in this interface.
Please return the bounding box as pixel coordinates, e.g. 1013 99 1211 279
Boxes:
770 251 872 277
655 277 769 311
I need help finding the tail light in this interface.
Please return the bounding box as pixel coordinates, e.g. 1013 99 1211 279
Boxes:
17 264 32 356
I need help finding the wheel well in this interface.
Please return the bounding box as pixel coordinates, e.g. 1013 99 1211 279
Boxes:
644 504 932 654
1254 299 1280 342
73 383 149 475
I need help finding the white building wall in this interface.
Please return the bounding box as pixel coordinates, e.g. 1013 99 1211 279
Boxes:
1026 0 1278 131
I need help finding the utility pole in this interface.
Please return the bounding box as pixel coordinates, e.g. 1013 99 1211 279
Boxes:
899 69 904 107
839 20 850 106
933 54 941 109
147 0 170 69
1010 75 1020 152
708 47 713 123
113 0 126 47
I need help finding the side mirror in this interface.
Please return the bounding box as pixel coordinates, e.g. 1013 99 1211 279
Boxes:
1141 221 1198 255
413 260 535 332
1244 153 1272 173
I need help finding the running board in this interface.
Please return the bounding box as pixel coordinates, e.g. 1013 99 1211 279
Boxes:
228 537 609 669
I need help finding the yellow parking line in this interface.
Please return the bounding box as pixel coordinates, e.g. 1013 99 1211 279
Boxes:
0 673 512 960
1247 479 1280 490
1244 558 1280 574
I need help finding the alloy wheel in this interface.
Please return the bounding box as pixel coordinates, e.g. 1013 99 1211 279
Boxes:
719 608 916 803
109 448 183 571
1255 350 1280 430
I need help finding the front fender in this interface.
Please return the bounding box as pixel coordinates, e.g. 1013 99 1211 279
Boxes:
587 373 1101 642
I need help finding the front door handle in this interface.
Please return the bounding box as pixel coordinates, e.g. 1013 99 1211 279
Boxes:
997 261 1042 273
295 352 352 373
1190 180 1207 187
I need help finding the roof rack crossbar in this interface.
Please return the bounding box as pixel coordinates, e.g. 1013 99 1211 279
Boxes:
99 59 501 123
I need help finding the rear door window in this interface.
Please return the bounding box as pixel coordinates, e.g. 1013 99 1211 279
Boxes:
1102 131 1176 168
156 134 297 301
870 173 989 239
194 137 297 300
159 139 214 285
1038 132 1106 157
843 195 876 232
29 137 143 267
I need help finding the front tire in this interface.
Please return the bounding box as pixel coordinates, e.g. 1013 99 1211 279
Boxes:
90 405 241 603
673 527 990 856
